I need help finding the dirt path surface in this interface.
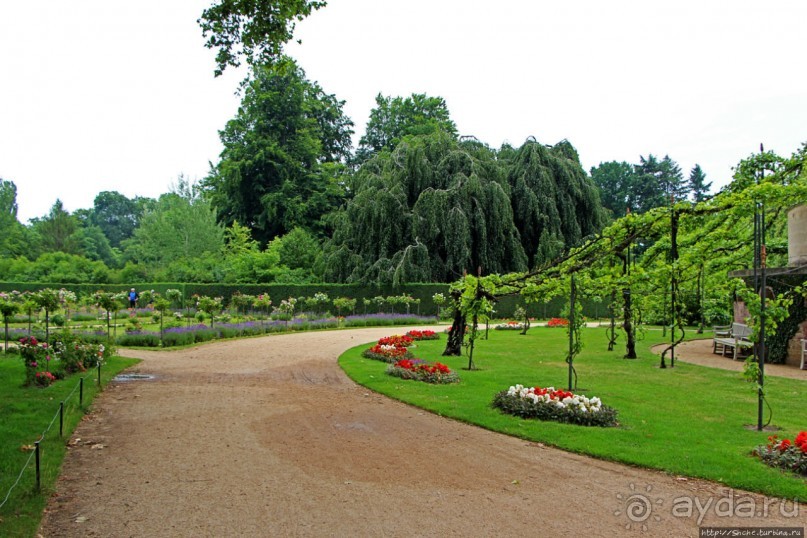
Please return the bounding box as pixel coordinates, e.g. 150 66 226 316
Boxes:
39 328 804 537
653 338 807 380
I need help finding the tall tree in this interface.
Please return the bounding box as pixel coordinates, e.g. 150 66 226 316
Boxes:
589 161 635 219
688 164 712 202
124 178 224 268
635 154 687 207
199 0 327 76
355 93 458 162
506 140 606 268
90 191 143 248
204 58 353 244
33 199 80 255
324 133 604 284
0 178 26 257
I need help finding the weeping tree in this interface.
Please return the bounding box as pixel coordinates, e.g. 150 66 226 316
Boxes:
325 133 605 284
505 139 606 268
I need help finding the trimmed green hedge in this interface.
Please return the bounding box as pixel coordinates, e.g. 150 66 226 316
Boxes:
0 282 449 315
0 281 612 319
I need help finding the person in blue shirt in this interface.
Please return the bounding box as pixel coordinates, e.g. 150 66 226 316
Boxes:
128 288 138 309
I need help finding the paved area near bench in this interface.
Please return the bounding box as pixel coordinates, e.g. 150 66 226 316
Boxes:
39 329 804 537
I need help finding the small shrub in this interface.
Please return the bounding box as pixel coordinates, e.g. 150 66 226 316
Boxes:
34 371 56 387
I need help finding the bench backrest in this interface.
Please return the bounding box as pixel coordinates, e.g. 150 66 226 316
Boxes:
732 323 752 340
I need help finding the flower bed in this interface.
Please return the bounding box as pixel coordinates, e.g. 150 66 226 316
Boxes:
492 384 618 427
494 321 524 330
754 432 807 476
546 318 569 327
386 358 459 384
377 334 414 347
361 343 413 362
406 329 439 340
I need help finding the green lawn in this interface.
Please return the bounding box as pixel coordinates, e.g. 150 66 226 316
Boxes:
339 327 807 500
0 352 138 538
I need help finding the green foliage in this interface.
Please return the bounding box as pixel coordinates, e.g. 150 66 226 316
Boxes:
90 191 143 249
591 154 690 219
356 93 458 161
688 164 712 203
123 178 224 273
31 199 80 255
204 58 353 245
446 144 807 361
0 178 28 258
332 296 356 315
330 133 601 283
507 140 606 268
198 0 327 76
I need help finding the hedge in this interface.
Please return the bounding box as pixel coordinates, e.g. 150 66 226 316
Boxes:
0 282 608 319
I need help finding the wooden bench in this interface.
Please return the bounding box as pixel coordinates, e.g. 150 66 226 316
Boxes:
713 323 754 360
712 325 731 354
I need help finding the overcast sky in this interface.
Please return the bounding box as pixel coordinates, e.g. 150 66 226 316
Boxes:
1 0 805 224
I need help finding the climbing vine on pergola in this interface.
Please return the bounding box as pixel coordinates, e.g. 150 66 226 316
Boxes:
443 145 807 379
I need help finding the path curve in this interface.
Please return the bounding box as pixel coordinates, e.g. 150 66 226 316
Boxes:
39 328 804 537
652 338 807 380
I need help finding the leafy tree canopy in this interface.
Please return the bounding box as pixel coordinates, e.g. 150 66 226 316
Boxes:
123 177 224 270
324 132 604 284
355 93 457 163
591 154 690 219
203 57 353 245
0 178 27 257
31 199 80 255
199 0 327 76
89 191 145 248
688 164 712 202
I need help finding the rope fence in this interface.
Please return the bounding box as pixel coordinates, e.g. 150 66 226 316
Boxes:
0 363 103 511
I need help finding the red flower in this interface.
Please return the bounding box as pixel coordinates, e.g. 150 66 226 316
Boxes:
378 335 414 347
795 431 807 448
777 438 792 452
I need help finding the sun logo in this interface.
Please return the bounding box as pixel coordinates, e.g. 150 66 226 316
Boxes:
613 483 664 531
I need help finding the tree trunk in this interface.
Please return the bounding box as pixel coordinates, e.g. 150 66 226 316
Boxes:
443 300 465 356
623 288 637 359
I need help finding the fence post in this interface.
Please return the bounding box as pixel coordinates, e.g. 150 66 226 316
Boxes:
35 441 41 491
59 401 64 437
97 363 101 388
79 377 84 406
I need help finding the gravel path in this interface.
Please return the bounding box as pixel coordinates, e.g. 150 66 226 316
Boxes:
38 328 805 537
